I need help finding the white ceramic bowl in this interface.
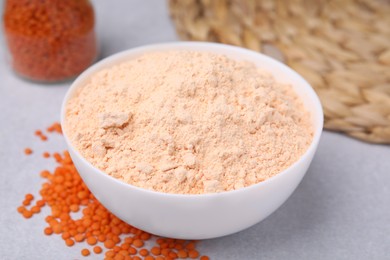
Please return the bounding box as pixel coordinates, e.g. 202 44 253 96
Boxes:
61 42 323 239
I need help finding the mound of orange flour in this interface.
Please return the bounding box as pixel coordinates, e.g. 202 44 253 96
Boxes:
64 50 313 194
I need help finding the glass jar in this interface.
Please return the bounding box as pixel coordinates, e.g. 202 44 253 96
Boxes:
3 0 98 82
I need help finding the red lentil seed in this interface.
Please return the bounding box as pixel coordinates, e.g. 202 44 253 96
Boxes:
151 247 161 256
161 248 170 257
112 235 121 244
169 251 178 258
186 242 196 250
98 234 106 242
175 244 183 250
87 236 97 245
75 234 85 242
139 248 149 256
22 210 33 218
62 232 71 240
65 239 75 247
105 239 116 249
188 250 200 258
44 227 53 235
133 239 144 248
36 200 46 207
177 249 188 258
24 148 33 155
31 206 41 213
81 248 90 256
128 246 137 255
93 246 102 254
47 122 62 134
118 249 128 256
121 243 131 250
140 232 151 240
25 194 34 200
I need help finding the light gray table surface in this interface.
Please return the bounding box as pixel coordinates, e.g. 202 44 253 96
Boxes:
0 1 389 259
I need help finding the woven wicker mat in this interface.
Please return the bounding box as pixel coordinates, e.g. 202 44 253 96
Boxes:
169 0 390 144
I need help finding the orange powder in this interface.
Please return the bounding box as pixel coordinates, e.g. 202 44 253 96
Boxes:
65 51 313 194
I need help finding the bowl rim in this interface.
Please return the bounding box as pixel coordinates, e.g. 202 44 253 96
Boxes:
61 41 324 199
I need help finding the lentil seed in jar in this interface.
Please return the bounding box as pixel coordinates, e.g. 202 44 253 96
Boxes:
3 0 98 82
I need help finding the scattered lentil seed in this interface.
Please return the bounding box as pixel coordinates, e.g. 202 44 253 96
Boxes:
81 248 90 256
93 246 102 254
189 250 200 258
140 233 151 241
62 232 71 240
22 210 33 218
128 246 137 255
118 249 128 256
106 251 115 258
169 251 178 258
75 234 85 242
98 234 106 242
111 235 120 244
44 227 53 235
36 200 46 207
87 236 97 246
24 148 33 155
139 248 149 256
70 204 79 212
34 129 51 141
31 206 41 213
186 242 196 250
177 249 188 258
17 206 26 213
161 248 170 256
133 239 144 248
47 122 62 134
104 239 116 249
66 239 75 247
151 247 161 256
25 194 34 200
